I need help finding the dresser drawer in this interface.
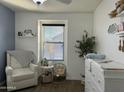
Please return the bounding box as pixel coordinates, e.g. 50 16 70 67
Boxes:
85 73 102 92
91 61 104 90
85 59 124 92
85 80 98 92
85 68 103 92
85 59 92 72
85 77 99 92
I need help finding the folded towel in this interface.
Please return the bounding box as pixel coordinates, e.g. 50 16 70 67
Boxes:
86 53 106 60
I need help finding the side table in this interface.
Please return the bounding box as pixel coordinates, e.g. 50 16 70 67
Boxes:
39 65 54 83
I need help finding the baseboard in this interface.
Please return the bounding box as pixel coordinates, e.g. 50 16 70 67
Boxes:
66 76 85 85
66 76 81 80
0 80 6 86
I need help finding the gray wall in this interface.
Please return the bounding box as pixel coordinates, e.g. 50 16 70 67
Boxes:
0 4 15 84
15 12 93 80
94 0 124 62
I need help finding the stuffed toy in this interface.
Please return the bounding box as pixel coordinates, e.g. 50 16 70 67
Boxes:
109 9 118 18
109 0 124 18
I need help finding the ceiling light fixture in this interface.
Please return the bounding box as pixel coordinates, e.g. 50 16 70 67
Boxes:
33 0 47 5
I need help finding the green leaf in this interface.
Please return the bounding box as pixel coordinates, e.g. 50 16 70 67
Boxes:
75 31 96 58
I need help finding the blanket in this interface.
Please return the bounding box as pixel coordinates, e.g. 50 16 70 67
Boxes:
7 50 37 67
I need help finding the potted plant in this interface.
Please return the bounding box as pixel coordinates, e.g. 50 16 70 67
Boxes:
75 30 96 58
40 58 48 66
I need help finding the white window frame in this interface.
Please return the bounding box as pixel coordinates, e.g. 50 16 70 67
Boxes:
38 20 68 66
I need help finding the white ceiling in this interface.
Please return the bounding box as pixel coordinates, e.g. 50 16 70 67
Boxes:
0 0 102 13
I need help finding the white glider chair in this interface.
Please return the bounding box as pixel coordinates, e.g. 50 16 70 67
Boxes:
6 50 38 91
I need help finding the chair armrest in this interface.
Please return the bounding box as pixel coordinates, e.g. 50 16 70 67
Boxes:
30 63 38 72
6 66 13 75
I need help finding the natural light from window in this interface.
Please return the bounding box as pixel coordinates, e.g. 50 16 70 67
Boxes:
42 25 64 61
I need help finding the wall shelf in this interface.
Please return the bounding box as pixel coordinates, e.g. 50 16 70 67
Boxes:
18 36 36 39
115 31 124 37
17 30 37 39
117 11 124 17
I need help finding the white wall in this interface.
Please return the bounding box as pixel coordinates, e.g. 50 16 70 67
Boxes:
15 12 93 80
94 0 124 62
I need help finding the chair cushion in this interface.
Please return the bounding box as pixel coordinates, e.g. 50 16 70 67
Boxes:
11 56 22 69
12 68 34 82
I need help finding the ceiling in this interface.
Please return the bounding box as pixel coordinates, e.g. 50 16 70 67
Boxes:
0 0 102 13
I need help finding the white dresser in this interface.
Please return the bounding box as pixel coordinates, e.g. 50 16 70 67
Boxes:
85 59 124 92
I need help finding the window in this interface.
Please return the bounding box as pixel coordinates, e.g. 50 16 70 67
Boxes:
42 24 65 61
